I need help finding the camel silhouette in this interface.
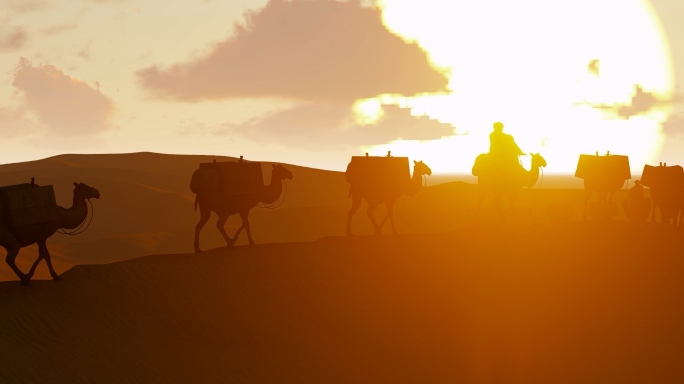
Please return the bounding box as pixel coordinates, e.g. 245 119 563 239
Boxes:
193 163 293 252
1 182 100 286
472 153 547 221
346 160 432 235
577 154 630 220
641 164 684 225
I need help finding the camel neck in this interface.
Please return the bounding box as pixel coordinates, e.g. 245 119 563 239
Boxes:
525 161 541 187
261 176 283 204
405 168 424 196
59 194 88 229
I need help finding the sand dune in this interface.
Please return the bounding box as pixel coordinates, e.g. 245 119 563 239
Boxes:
1 223 683 383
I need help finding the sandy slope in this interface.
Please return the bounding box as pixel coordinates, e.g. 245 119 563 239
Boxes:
0 222 683 383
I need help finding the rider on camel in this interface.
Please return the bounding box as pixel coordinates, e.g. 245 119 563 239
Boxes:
488 122 525 176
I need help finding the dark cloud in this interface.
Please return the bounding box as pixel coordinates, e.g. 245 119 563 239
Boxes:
0 27 28 51
137 0 449 102
213 103 454 150
12 57 116 136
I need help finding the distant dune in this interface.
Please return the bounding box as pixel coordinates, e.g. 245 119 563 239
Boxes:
1 223 683 383
0 152 642 283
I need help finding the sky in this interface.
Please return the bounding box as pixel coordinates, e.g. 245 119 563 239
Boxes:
0 0 682 173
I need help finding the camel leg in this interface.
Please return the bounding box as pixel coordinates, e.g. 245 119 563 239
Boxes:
474 187 487 225
381 200 397 234
215 213 234 248
492 192 504 223
194 205 211 253
649 203 656 223
583 189 591 220
32 240 61 281
4 242 28 286
366 203 382 235
507 190 519 223
239 210 255 245
27 244 45 280
346 195 362 236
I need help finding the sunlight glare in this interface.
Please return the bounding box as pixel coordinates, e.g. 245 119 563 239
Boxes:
365 0 674 173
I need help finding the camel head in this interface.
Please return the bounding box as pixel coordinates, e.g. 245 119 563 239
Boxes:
530 153 547 168
272 164 293 181
73 182 100 200
413 160 432 176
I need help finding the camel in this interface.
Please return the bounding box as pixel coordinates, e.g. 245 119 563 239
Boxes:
576 153 630 220
193 163 293 252
0 182 100 286
472 153 547 221
640 164 684 225
346 160 432 235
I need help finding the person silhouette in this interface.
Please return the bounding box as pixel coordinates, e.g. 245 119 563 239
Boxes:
624 180 650 222
488 122 526 177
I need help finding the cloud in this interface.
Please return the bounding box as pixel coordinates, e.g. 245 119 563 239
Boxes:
587 59 599 77
12 57 116 136
209 103 454 150
3 0 51 13
41 24 78 35
0 106 37 138
662 114 684 138
137 0 449 102
0 27 28 51
589 85 669 119
660 91 684 138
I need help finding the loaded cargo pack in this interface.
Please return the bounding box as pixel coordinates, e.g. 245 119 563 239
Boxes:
640 164 684 189
345 156 410 192
575 154 631 181
192 160 264 196
0 183 58 228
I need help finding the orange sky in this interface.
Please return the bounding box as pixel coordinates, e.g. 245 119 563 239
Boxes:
0 0 682 173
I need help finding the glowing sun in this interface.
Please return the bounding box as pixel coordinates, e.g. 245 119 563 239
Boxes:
357 0 674 173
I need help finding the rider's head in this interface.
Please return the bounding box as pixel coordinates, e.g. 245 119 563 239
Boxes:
493 122 504 132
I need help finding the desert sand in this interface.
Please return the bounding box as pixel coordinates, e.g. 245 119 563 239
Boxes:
0 152 678 383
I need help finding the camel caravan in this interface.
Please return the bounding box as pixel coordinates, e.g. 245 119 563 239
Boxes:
190 156 293 252
0 179 100 286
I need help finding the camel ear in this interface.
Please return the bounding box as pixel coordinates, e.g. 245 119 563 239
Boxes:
73 182 78 187
413 160 417 164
